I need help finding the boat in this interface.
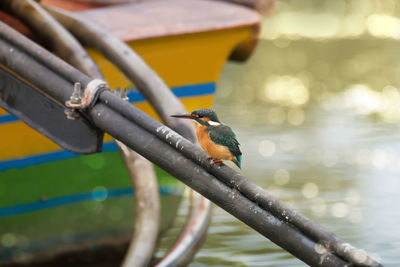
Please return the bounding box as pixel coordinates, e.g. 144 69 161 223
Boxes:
0 0 261 265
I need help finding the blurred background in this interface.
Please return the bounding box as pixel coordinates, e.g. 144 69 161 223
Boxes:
157 0 400 266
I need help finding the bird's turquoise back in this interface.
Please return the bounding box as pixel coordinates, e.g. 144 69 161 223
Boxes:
207 125 242 157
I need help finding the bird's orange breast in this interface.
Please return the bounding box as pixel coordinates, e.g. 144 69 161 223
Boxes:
196 126 234 161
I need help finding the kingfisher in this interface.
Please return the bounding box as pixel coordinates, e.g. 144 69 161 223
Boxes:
171 109 242 168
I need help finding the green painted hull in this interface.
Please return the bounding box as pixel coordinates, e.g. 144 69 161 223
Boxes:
0 151 183 263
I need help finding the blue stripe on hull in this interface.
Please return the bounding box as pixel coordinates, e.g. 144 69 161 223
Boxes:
0 142 118 172
0 82 216 125
0 186 179 218
0 82 215 171
0 115 19 124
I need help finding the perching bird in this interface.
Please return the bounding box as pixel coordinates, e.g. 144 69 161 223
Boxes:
171 109 242 168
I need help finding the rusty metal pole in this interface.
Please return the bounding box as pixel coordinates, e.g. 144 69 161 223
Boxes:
44 6 212 266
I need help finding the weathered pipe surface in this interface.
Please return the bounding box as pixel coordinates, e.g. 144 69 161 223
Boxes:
30 3 164 263
0 21 90 101
98 92 381 267
44 5 195 141
2 12 210 265
0 0 102 78
116 141 160 267
0 17 380 267
0 37 72 104
90 101 348 267
44 6 212 265
155 190 212 267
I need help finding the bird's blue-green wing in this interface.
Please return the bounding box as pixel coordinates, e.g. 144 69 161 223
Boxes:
208 125 242 157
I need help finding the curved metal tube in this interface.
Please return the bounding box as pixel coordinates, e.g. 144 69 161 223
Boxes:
44 6 212 266
0 4 161 266
91 98 349 267
116 140 160 267
0 18 381 267
155 190 211 267
44 5 195 140
98 90 381 267
20 4 377 262
0 0 102 78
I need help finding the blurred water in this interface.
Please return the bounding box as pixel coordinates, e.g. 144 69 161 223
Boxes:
160 1 400 266
188 38 400 266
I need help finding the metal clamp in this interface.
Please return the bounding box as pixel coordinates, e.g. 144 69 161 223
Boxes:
114 88 129 102
65 79 107 120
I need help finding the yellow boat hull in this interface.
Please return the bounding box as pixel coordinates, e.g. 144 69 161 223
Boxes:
0 8 259 262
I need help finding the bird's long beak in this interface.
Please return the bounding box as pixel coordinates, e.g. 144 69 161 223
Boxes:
171 114 195 119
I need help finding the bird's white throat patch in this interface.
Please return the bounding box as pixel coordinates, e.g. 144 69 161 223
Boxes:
208 121 221 126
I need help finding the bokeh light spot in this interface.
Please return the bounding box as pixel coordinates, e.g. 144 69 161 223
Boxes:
1 233 16 247
92 186 108 202
258 140 276 157
273 169 290 185
366 14 400 39
263 76 309 107
331 202 350 218
302 182 319 199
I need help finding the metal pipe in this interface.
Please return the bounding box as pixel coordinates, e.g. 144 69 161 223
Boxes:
155 190 211 267
153 130 379 266
0 0 102 78
44 7 213 265
89 102 348 267
0 19 380 267
116 140 161 267
99 92 381 267
12 4 164 263
0 20 90 101
0 36 73 104
93 102 346 267
1 11 161 266
43 5 195 141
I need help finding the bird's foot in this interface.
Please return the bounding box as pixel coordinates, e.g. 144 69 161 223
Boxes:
211 159 224 167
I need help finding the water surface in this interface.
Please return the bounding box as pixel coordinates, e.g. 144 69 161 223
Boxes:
161 39 400 267
161 1 400 265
